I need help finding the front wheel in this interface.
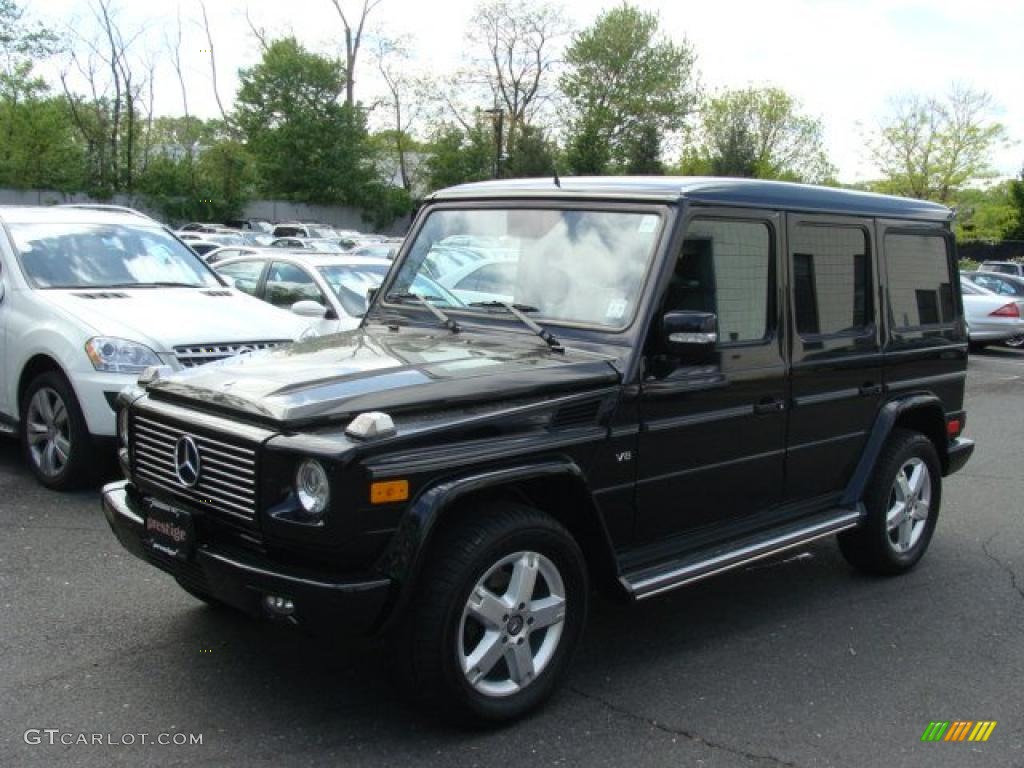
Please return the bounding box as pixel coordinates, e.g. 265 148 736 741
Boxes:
19 370 100 491
395 501 588 724
839 429 941 576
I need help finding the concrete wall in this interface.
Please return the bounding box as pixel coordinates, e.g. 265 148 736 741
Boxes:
0 188 411 235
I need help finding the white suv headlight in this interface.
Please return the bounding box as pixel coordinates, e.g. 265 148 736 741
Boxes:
85 337 162 374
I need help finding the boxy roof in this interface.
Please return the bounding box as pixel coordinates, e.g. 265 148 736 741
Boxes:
429 176 953 222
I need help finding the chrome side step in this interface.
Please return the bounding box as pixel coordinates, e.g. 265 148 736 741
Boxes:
621 508 864 600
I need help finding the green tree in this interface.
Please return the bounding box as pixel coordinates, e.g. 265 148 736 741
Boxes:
684 87 834 183
424 122 494 192
866 84 1008 203
0 96 85 191
234 37 377 204
1004 169 1024 241
560 3 698 174
624 121 663 175
504 125 556 178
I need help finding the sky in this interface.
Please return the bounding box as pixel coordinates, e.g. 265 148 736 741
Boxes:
28 0 1024 183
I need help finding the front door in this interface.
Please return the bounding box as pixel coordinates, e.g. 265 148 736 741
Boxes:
636 211 787 543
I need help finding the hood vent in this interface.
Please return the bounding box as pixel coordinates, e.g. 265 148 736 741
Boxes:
75 291 130 300
550 400 601 430
201 290 233 297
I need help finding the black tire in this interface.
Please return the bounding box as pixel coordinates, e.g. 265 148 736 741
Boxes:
394 501 588 724
838 428 941 576
968 341 988 353
19 370 100 491
1005 335 1024 349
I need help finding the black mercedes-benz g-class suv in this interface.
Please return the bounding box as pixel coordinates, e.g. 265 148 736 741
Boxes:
103 177 974 722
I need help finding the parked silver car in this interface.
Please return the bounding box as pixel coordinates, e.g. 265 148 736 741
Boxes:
960 275 1024 349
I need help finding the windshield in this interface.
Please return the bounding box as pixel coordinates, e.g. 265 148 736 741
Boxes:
318 263 459 317
388 208 663 330
10 222 220 289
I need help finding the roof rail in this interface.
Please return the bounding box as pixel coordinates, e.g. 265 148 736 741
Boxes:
57 203 156 221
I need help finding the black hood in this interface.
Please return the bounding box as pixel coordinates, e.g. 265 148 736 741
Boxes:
146 326 622 427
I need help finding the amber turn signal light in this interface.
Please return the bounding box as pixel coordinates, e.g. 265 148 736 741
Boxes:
370 479 409 504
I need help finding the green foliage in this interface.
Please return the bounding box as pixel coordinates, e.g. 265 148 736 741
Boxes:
503 125 556 178
138 141 256 224
560 3 697 173
424 122 494 192
683 87 834 183
0 95 85 191
624 121 664 175
948 182 1016 242
1004 170 1024 241
867 85 1007 203
234 37 378 204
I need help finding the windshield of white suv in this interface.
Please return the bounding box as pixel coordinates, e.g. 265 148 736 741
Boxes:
10 222 221 289
388 208 664 330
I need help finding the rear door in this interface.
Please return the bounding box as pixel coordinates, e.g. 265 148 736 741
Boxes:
785 215 883 502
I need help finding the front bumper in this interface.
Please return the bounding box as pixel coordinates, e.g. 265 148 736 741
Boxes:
102 480 392 636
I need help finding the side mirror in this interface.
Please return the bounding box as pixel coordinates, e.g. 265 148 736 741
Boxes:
663 310 718 351
366 286 379 305
291 300 328 318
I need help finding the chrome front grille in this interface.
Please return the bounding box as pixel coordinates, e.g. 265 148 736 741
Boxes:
173 340 288 368
131 414 258 525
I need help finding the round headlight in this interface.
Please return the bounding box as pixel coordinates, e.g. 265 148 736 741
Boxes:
295 459 329 517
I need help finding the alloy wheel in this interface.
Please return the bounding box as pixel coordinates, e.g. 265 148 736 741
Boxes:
457 551 567 698
26 387 72 479
886 457 931 554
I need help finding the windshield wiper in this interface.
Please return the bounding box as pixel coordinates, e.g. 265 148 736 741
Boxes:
386 292 461 334
468 301 563 353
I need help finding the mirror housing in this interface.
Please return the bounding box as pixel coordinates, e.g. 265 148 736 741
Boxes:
663 311 718 351
291 300 329 318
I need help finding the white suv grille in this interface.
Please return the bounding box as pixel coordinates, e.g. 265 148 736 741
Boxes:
173 341 288 368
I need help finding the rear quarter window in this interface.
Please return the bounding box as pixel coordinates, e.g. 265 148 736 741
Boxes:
885 233 954 328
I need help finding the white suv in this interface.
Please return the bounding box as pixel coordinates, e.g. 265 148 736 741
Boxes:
0 206 312 490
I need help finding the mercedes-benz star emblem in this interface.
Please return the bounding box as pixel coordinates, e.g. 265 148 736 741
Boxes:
174 435 201 488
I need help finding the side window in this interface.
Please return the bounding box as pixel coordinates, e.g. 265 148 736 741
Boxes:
792 225 871 336
885 233 953 328
264 262 325 308
969 274 1011 295
673 219 773 344
217 260 265 297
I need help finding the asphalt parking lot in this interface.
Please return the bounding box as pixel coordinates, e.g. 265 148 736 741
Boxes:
1 351 1022 768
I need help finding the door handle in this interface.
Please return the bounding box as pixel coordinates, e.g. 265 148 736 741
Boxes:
859 383 883 396
753 398 785 415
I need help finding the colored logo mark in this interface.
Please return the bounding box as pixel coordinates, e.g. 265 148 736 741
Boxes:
921 721 997 742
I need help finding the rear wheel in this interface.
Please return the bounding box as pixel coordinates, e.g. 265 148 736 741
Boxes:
19 371 100 491
839 428 941 575
395 501 588 724
1005 335 1024 349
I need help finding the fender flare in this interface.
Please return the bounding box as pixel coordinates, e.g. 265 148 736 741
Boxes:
840 394 946 508
373 459 616 632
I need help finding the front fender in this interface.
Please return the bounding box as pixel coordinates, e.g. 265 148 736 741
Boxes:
373 459 591 632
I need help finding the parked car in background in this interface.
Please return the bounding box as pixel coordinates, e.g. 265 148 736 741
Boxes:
960 275 1024 349
436 257 519 305
271 222 338 239
224 218 273 234
979 260 1024 277
178 222 222 232
0 205 314 490
213 250 459 334
349 242 401 260
185 241 222 259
